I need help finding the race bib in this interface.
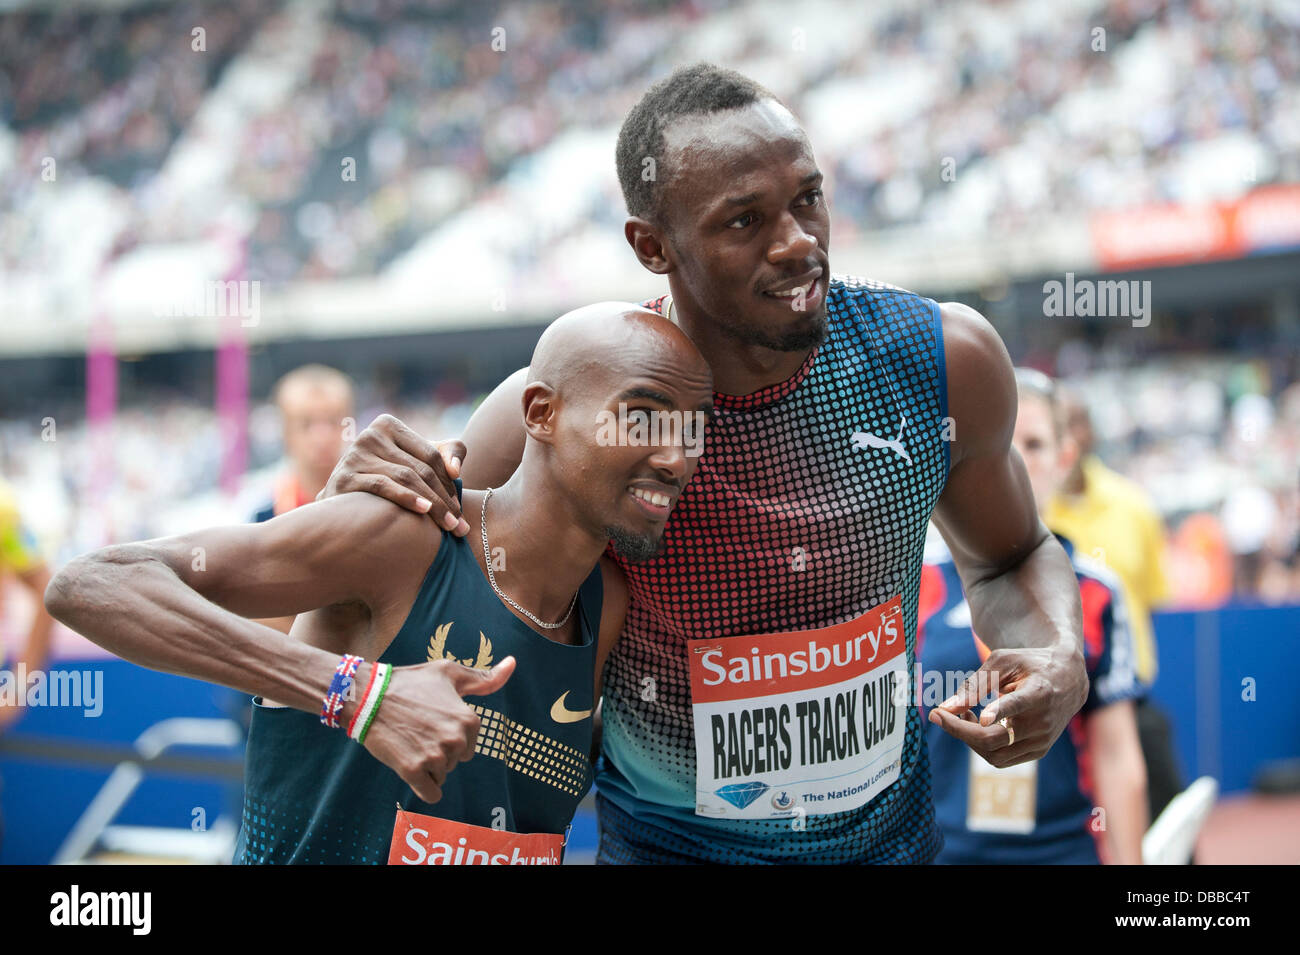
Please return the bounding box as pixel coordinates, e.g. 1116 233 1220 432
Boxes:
966 752 1037 833
688 596 908 820
388 808 564 865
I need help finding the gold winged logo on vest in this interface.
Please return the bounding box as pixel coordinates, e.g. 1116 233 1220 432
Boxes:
427 622 493 670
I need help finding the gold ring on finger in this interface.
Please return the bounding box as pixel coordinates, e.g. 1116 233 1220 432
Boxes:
999 716 1015 747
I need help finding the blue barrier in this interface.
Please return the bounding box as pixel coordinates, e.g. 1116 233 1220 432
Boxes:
0 660 245 865
1148 601 1300 795
2 602 1296 863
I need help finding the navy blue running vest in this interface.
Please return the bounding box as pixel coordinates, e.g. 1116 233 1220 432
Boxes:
235 485 602 864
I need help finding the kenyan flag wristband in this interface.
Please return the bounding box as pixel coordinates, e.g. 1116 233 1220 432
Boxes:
345 660 382 739
355 663 392 745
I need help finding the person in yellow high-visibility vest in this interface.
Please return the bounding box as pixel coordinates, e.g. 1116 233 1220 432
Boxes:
0 478 54 732
1045 398 1169 685
1046 392 1184 825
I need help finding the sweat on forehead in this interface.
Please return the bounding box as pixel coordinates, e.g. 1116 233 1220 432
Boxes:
528 302 702 395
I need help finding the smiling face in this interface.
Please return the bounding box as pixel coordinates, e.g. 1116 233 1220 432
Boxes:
524 306 714 562
590 369 713 561
656 99 831 352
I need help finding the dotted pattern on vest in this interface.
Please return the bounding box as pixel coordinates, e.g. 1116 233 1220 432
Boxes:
596 275 950 863
237 797 392 865
469 703 592 797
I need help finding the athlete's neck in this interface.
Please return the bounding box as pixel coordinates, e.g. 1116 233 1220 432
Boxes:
462 473 606 633
668 299 813 396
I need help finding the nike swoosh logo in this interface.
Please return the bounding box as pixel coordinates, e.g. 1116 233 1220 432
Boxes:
550 691 592 724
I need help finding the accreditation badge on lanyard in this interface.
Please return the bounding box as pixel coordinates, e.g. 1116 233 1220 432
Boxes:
966 754 1037 833
687 596 908 820
964 631 1037 833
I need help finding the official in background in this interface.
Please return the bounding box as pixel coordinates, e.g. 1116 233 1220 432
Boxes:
921 370 1147 864
252 365 356 634
1048 390 1183 823
0 477 54 851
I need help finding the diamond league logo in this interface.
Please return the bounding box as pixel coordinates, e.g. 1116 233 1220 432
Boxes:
711 782 798 813
714 781 770 810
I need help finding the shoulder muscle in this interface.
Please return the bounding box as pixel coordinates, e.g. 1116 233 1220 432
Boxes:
939 301 1017 468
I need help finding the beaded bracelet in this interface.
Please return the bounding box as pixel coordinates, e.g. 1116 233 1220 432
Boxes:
352 663 392 745
321 653 363 729
345 661 381 739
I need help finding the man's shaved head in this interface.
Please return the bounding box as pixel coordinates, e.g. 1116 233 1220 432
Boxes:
528 301 709 399
519 301 713 562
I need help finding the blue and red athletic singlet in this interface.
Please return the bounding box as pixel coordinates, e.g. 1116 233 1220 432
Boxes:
596 275 951 863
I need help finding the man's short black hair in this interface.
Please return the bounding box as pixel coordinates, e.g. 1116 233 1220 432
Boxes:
615 62 780 225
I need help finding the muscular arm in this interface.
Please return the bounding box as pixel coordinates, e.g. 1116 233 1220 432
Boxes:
459 367 530 490
45 494 509 803
45 493 437 715
318 368 531 525
928 302 1088 764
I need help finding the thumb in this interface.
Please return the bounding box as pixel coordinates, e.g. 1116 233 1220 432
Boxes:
448 655 515 696
438 440 468 479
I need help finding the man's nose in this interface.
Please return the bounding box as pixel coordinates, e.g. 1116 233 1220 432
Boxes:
767 210 819 263
647 440 689 482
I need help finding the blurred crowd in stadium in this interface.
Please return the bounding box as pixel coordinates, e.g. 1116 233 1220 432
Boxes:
0 0 1297 612
3 0 1297 285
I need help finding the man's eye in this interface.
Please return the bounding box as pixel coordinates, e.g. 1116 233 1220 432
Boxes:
728 213 756 229
801 189 823 206
626 409 652 426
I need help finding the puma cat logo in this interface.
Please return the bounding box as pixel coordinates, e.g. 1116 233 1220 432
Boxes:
850 414 912 464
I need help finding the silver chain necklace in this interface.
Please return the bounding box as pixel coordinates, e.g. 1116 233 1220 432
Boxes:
481 487 577 630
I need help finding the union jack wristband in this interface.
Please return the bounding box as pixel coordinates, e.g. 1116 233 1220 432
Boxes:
321 654 363 729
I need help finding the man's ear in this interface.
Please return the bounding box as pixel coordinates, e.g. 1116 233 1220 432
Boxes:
522 382 559 443
625 217 674 275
